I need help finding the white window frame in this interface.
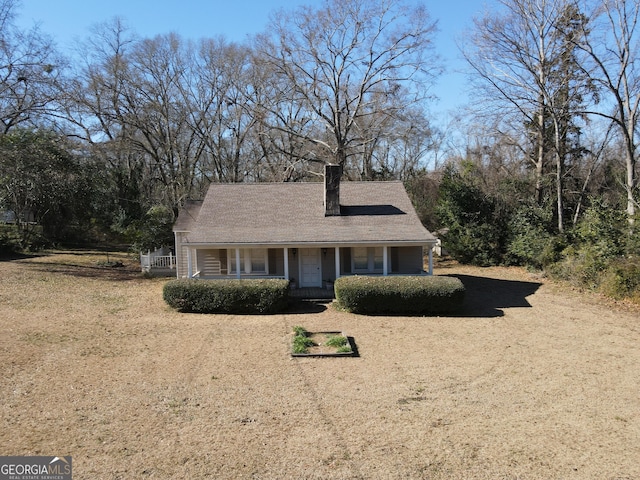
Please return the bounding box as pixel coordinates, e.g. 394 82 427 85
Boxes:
351 247 384 273
227 248 269 275
249 248 268 274
352 247 369 272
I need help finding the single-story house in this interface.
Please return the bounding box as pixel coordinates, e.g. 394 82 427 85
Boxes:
173 165 437 287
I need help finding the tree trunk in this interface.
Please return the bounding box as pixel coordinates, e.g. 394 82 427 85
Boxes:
624 119 636 224
535 100 546 205
556 149 564 233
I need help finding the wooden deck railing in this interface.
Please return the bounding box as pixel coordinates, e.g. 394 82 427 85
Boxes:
140 254 175 271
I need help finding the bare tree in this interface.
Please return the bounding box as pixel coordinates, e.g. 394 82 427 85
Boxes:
0 0 64 133
64 17 136 147
61 18 148 220
67 25 210 211
464 0 592 232
572 0 640 223
254 0 439 177
183 38 259 183
121 33 204 208
355 103 435 179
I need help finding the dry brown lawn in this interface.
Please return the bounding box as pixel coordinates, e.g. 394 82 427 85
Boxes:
1 250 639 479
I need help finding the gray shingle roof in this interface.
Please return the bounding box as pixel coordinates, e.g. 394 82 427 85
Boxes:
173 199 202 232
176 181 435 246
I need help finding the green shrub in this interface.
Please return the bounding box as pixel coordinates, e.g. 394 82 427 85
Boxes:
0 230 20 256
505 204 563 269
549 245 606 290
599 257 640 301
546 201 640 302
623 221 640 256
435 164 507 266
163 279 290 314
334 275 465 315
575 199 626 261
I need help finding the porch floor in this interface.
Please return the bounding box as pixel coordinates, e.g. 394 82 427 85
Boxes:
289 287 335 300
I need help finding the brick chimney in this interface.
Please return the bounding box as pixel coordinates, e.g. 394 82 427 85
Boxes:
324 164 342 216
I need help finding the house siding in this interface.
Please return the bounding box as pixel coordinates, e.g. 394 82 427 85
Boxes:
175 232 189 278
337 246 423 276
341 248 352 274
175 244 426 279
196 249 227 276
321 249 337 281
268 248 283 276
395 246 424 274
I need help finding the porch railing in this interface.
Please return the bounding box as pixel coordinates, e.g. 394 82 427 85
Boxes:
141 254 175 271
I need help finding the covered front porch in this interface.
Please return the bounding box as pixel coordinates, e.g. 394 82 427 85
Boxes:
176 244 435 286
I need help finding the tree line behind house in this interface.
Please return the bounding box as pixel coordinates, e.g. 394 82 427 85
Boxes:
0 0 638 301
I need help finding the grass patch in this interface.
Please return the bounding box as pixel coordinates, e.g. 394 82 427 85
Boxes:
325 334 348 348
292 326 316 354
292 325 308 336
292 335 316 354
291 327 353 356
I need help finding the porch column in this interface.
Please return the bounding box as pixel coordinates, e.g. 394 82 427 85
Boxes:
235 248 241 279
174 232 180 278
383 246 388 276
284 247 289 280
428 246 434 275
334 247 340 279
187 248 193 278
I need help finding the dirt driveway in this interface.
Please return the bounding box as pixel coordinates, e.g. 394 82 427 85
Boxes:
1 251 639 479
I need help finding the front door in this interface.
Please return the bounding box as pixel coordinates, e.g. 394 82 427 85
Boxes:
299 248 322 287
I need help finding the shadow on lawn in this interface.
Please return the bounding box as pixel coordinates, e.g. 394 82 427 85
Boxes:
0 251 44 261
444 274 542 318
27 261 143 282
287 299 329 314
287 274 542 318
3 249 142 282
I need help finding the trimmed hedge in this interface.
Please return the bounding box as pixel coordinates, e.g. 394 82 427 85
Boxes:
163 279 289 314
334 275 465 315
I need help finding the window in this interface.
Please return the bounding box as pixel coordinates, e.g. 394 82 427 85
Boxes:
352 247 385 273
250 248 267 273
228 250 243 274
353 247 369 271
228 249 268 275
373 247 383 271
